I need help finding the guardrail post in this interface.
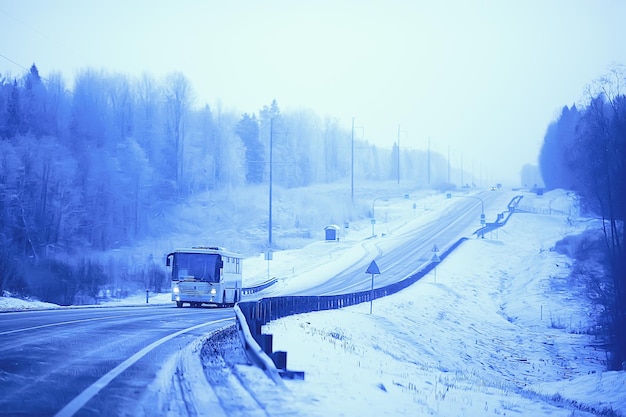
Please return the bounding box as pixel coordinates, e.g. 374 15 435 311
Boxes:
259 334 273 355
271 351 287 369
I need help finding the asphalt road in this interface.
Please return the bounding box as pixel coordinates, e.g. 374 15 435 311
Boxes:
0 306 234 416
289 190 515 295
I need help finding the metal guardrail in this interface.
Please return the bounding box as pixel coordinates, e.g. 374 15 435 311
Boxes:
234 237 469 380
241 277 279 295
233 304 284 384
235 195 524 380
474 195 523 237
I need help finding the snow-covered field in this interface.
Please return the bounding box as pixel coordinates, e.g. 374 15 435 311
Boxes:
2 188 625 416
248 189 625 416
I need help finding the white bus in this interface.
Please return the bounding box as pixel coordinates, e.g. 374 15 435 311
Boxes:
166 246 243 308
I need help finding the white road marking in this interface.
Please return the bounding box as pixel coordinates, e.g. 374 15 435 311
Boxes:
54 317 234 417
0 314 136 336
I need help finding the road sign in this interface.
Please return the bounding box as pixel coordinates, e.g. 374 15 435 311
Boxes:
430 253 441 263
366 260 380 315
432 244 439 252
365 260 380 275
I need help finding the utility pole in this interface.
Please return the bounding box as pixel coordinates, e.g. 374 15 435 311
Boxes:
269 117 273 248
351 117 354 203
350 117 364 202
397 124 401 185
447 145 450 184
461 152 464 187
397 124 406 185
428 136 430 185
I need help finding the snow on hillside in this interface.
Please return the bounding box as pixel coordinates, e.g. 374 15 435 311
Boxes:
0 291 61 311
248 189 625 416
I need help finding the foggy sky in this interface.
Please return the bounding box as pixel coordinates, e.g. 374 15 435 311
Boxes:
2 0 626 184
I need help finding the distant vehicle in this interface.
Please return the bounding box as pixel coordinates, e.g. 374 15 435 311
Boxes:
166 246 243 308
490 186 497 191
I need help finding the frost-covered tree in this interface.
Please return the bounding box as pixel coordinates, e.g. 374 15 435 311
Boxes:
259 100 290 186
538 105 580 190
569 66 626 370
322 117 346 182
236 113 263 184
283 109 324 186
164 72 193 192
520 164 542 189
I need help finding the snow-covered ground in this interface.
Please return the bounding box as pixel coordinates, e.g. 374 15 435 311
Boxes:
2 188 625 416
242 189 625 417
0 289 172 312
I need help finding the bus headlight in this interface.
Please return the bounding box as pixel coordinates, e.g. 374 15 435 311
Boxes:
173 286 180 294
210 288 216 295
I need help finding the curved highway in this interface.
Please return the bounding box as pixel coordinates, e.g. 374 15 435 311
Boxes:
289 190 515 295
0 306 233 416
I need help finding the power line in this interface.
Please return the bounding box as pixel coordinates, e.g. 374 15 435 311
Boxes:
0 7 56 45
0 6 88 84
0 51 75 99
0 52 61 90
0 7 52 75
0 52 30 73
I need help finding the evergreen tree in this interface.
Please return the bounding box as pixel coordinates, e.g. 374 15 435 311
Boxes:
235 113 263 183
4 80 21 138
538 105 580 190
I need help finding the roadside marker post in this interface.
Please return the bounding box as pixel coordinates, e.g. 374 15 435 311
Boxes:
430 253 441 281
431 244 441 282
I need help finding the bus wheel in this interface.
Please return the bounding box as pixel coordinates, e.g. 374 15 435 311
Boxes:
176 301 183 308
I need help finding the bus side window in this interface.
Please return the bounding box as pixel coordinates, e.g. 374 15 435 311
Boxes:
215 256 222 281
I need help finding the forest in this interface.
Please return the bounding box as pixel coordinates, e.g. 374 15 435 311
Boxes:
538 66 626 370
0 64 453 306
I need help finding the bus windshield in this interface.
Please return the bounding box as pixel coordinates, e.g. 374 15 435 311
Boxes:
172 253 221 282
